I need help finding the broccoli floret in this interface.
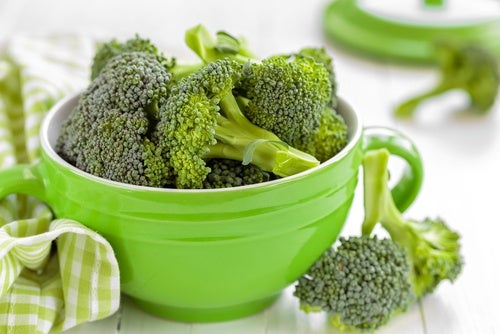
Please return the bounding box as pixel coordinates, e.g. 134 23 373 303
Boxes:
203 159 273 189
394 41 499 119
56 51 171 187
295 106 348 162
90 35 175 80
362 149 463 298
294 236 415 332
294 148 463 331
236 55 332 148
295 47 338 108
184 25 335 149
155 58 320 189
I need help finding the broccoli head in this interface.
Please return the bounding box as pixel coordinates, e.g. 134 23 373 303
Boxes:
236 54 332 148
184 25 340 154
395 41 499 119
362 148 463 298
56 51 171 187
295 106 347 162
295 47 338 108
294 236 415 332
90 34 175 80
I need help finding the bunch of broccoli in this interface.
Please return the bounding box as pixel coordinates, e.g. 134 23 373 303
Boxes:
294 148 463 331
56 26 348 189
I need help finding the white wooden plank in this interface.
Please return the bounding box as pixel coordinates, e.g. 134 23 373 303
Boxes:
189 309 268 334
63 309 120 334
118 296 192 334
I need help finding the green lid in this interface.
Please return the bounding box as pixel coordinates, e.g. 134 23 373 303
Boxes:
323 0 500 63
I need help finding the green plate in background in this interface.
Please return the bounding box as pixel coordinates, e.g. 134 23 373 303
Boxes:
323 0 500 64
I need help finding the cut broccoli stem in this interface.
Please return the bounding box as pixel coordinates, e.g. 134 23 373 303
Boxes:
205 93 320 177
185 24 255 65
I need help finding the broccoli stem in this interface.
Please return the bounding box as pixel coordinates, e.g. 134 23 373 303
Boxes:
185 24 254 65
169 62 205 80
362 149 413 243
394 85 449 118
205 93 320 177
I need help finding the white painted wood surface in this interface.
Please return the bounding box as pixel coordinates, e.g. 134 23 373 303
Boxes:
1 0 499 333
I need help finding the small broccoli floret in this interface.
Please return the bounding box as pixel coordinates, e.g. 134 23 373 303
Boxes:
295 107 348 162
56 52 171 187
296 47 338 108
90 35 175 80
294 236 415 332
236 55 332 148
203 159 273 189
362 149 463 298
155 58 320 189
394 41 499 119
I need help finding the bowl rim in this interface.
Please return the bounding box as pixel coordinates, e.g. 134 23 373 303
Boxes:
40 92 363 193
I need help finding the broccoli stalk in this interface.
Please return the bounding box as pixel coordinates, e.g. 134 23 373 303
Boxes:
394 41 499 119
362 149 463 298
209 93 320 176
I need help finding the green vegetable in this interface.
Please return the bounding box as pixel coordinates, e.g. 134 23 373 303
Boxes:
57 27 349 189
236 55 331 148
185 24 347 162
362 149 463 298
294 236 415 331
56 52 172 187
294 148 463 331
295 106 347 163
155 58 320 189
294 47 338 108
395 41 499 119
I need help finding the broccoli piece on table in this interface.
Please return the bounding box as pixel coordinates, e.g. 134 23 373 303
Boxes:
394 41 499 119
155 58 320 189
90 34 175 80
203 159 273 189
362 148 463 298
56 51 171 187
294 236 415 332
294 148 463 331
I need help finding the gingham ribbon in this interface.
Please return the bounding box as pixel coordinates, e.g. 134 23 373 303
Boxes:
0 35 120 333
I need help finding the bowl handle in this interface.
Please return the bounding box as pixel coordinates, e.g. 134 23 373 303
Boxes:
362 127 423 213
0 163 47 202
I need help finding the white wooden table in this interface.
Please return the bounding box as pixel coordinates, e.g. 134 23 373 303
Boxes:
1 0 499 333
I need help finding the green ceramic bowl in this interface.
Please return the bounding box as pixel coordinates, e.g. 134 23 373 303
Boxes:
0 94 423 322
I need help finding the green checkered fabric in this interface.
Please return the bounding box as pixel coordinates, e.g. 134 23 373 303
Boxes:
0 35 120 333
